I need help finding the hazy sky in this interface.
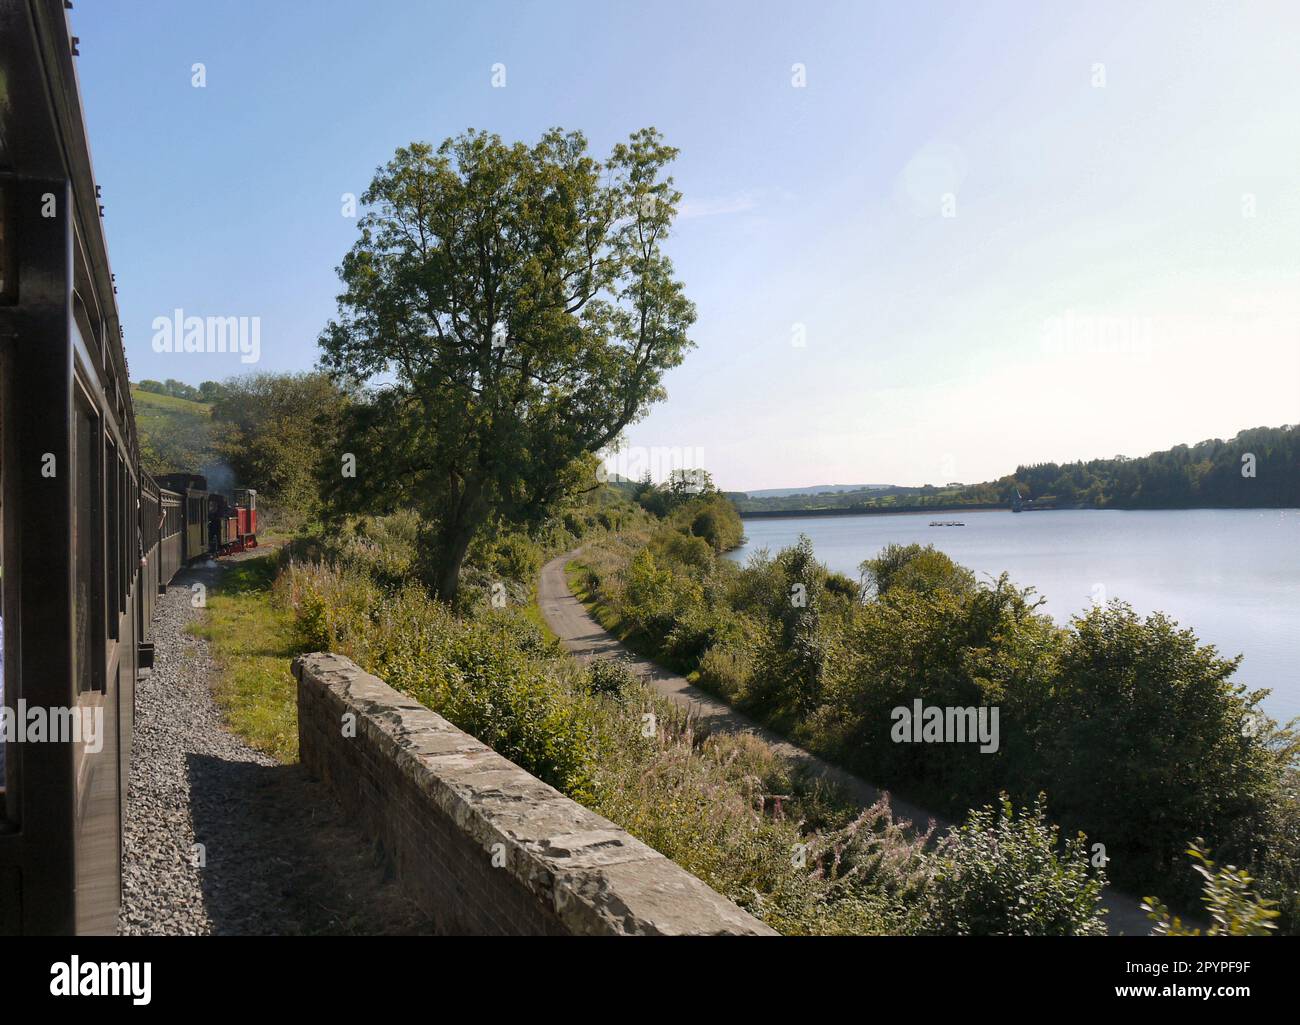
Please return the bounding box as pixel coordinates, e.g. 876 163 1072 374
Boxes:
78 0 1300 491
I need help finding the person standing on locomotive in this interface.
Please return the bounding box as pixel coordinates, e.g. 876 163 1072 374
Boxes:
208 496 219 555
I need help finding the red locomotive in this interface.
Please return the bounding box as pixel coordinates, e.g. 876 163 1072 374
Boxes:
209 488 259 555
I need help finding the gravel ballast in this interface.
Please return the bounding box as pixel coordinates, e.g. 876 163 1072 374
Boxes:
119 555 432 935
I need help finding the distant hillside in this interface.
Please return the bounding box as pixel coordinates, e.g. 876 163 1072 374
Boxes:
131 385 221 477
743 484 891 498
728 483 964 514
602 472 638 491
728 425 1300 515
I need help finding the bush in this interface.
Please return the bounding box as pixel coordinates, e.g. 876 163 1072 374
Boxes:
280 561 595 800
823 571 860 601
921 795 1107 936
1143 842 1281 936
575 528 1300 927
585 657 638 701
811 573 1058 810
662 602 718 666
1045 602 1285 898
684 494 744 552
650 528 714 573
622 547 702 644
472 528 543 587
860 542 976 598
697 643 753 703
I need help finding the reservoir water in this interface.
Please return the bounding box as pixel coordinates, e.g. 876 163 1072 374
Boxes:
728 509 1300 723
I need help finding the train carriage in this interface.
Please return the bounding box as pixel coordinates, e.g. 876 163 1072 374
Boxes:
156 473 211 563
0 0 258 935
0 0 144 933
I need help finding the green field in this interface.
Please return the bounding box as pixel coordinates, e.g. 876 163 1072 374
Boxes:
130 385 219 476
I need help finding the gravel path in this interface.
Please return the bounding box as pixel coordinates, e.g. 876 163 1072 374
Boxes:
119 553 432 935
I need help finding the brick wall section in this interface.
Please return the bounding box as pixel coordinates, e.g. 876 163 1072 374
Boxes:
293 652 776 935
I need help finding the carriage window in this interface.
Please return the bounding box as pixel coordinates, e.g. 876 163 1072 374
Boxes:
0 181 15 305
105 437 119 637
74 394 101 692
119 459 129 601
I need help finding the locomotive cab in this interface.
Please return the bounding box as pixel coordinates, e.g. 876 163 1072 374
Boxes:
233 489 257 549
207 488 258 555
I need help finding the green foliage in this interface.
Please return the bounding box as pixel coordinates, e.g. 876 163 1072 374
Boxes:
921 795 1107 936
684 494 744 552
286 505 1207 935
860 542 976 598
630 472 745 555
210 372 349 529
1245 749 1300 933
1044 602 1281 901
623 548 688 640
130 385 220 478
1012 425 1300 509
584 657 638 701
731 425 1300 514
135 378 220 403
278 512 942 934
576 525 1300 922
282 559 595 799
318 126 697 600
815 572 1059 809
744 537 831 728
696 642 753 703
1143 842 1281 936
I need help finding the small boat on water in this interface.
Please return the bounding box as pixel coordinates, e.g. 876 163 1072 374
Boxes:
929 520 965 527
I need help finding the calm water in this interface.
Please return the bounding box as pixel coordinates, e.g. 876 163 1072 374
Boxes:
729 509 1300 723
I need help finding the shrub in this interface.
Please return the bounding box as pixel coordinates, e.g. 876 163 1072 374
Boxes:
567 528 1300 930
622 547 701 643
921 795 1107 936
823 571 860 601
685 495 744 552
662 602 718 666
1045 602 1285 898
651 527 715 573
280 561 595 799
860 542 976 598
473 528 543 586
1143 842 1281 936
697 643 753 703
810 573 1058 812
585 657 638 701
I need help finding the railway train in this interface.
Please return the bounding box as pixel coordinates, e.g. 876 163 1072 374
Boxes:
0 0 256 934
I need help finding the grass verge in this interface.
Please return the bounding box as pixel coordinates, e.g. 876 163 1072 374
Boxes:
188 553 302 762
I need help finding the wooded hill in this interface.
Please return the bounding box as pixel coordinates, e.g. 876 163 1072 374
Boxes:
728 425 1298 514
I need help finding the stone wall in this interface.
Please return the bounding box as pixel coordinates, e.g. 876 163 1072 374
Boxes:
293 652 776 936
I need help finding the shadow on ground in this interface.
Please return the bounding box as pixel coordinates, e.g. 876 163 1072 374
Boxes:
186 750 434 935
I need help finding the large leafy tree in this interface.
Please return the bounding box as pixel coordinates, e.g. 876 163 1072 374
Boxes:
319 127 696 600
210 371 350 525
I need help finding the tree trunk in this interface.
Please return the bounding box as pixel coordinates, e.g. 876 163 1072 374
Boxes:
433 520 476 603
432 478 485 603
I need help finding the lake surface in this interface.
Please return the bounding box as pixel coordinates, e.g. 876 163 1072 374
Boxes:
729 509 1300 723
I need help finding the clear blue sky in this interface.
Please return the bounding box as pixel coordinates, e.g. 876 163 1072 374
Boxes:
77 0 1300 490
